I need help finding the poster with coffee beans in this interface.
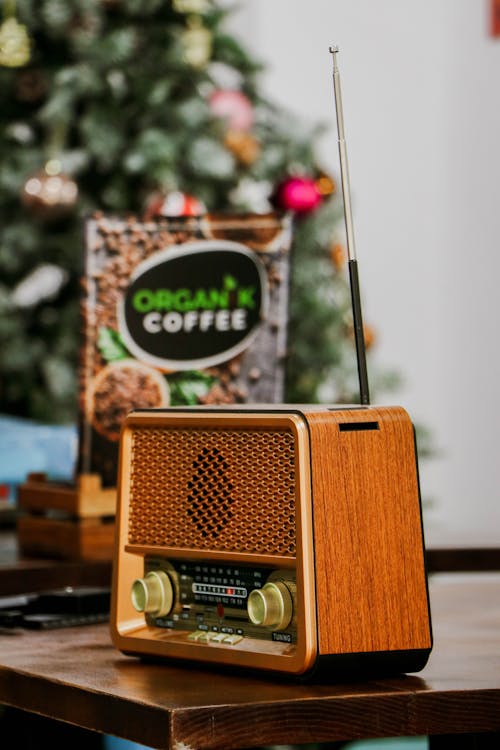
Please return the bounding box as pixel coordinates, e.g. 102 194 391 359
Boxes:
79 212 292 486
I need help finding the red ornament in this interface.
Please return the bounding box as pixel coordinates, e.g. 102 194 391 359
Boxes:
273 176 323 214
144 190 205 219
209 89 254 131
490 0 500 36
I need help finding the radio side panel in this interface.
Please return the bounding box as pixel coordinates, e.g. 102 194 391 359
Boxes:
305 406 432 664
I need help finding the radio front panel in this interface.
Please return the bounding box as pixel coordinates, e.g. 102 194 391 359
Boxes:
111 411 318 675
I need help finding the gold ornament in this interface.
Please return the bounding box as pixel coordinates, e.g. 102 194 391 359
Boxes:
181 16 211 68
21 161 78 222
173 0 211 13
363 324 376 350
329 242 346 270
315 171 336 197
224 130 261 166
346 322 376 350
0 16 31 68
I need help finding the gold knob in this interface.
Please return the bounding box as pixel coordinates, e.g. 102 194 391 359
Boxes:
131 570 173 617
247 581 293 630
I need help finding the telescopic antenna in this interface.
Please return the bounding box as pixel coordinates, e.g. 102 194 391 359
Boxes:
329 46 370 405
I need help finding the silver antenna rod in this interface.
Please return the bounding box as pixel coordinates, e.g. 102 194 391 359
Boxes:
330 45 356 261
329 45 370 404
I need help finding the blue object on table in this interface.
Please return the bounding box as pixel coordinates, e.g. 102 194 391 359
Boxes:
0 415 77 504
104 739 152 750
103 735 428 750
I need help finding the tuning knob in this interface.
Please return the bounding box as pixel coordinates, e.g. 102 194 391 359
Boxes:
247 581 293 630
131 570 173 618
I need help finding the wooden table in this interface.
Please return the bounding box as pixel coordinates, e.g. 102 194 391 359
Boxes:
0 573 498 750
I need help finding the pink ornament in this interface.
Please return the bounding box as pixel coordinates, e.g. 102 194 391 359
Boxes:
144 190 205 219
273 176 323 214
209 89 254 131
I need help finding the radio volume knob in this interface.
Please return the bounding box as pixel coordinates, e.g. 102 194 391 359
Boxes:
247 581 293 630
131 570 174 618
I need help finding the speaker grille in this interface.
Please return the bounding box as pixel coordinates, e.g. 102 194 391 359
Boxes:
127 426 297 557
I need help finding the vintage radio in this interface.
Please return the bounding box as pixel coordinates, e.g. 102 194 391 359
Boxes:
110 404 432 677
110 49 432 677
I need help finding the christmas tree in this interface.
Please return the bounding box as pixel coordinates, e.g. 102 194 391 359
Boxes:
0 0 389 424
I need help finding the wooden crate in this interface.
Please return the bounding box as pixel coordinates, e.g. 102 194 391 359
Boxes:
17 473 116 561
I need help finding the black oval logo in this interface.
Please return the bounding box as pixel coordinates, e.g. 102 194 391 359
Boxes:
118 241 268 369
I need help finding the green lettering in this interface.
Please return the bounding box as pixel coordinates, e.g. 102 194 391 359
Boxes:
189 288 229 310
133 285 242 313
191 289 209 309
210 288 229 309
155 289 173 311
133 289 155 313
237 286 256 309
173 289 192 312
224 274 237 291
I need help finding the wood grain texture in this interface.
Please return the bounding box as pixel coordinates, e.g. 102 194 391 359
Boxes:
306 406 431 656
0 574 499 749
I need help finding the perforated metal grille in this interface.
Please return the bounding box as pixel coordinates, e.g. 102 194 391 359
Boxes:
127 426 297 556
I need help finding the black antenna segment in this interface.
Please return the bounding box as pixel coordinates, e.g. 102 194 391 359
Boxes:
329 46 370 406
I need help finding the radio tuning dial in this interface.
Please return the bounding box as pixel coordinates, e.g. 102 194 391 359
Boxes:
247 581 293 630
131 570 174 618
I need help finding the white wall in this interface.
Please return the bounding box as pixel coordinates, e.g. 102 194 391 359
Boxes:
228 0 500 541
